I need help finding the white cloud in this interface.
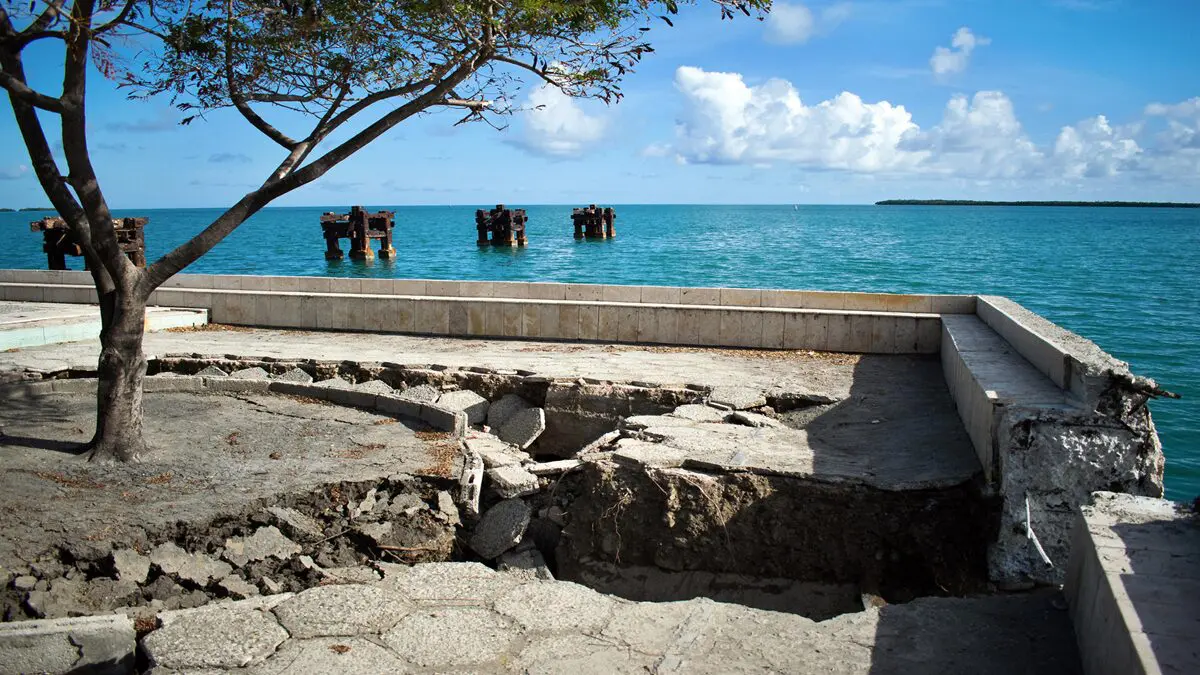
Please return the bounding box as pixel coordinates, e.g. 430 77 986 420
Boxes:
1053 115 1141 178
516 84 607 157
651 66 1200 187
764 2 851 45
930 27 990 77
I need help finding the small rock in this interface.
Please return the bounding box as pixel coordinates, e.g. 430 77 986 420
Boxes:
218 575 260 599
497 407 546 450
398 384 439 403
260 577 284 594
708 386 768 410
486 393 532 429
356 380 394 394
351 489 379 520
150 542 232 586
728 411 786 428
296 555 322 572
275 367 314 383
12 575 37 591
229 367 270 380
437 390 490 425
196 365 228 378
222 526 302 568
670 404 728 423
470 499 531 559
487 465 540 498
112 549 151 584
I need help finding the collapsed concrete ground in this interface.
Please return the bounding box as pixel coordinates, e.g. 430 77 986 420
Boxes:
0 323 1166 672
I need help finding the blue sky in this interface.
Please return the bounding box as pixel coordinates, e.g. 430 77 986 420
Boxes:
2 0 1199 207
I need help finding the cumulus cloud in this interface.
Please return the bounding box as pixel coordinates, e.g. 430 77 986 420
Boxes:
0 164 30 180
516 84 607 157
764 2 850 45
209 152 252 164
666 66 921 172
1053 116 1141 178
651 65 1199 185
930 27 990 77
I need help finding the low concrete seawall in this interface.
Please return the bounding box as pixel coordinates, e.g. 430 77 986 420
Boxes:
0 269 1169 587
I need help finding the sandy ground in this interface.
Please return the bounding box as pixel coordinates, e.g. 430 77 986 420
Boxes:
0 391 451 567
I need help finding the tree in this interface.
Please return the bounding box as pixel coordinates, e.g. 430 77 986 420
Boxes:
0 0 769 461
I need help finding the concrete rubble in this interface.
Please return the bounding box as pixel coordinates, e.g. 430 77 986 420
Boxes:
708 385 768 410
398 383 439 402
228 366 270 380
437 389 490 425
486 465 541 498
222 526 302 568
497 407 546 449
470 499 532 559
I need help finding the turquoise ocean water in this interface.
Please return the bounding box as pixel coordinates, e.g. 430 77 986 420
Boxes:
3 204 1197 499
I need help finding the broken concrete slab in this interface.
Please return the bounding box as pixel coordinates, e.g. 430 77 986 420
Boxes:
229 366 270 380
498 548 554 581
222 526 302 568
354 521 393 547
669 404 728 423
274 367 314 384
143 601 289 670
466 434 530 468
529 459 583 476
150 542 232 587
470 499 532 559
321 566 382 584
494 580 616 633
196 365 228 378
12 575 36 592
218 575 260 599
0 614 135 675
729 411 786 428
487 465 540 498
264 506 325 543
373 561 523 606
111 549 150 584
497 407 546 450
708 386 767 410
435 491 461 526
272 584 410 638
623 414 698 430
381 606 517 669
313 376 353 389
256 636 408 674
486 393 532 429
437 389 490 425
397 383 439 403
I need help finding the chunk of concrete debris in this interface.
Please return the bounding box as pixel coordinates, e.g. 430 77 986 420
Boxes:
260 577 283 594
497 548 554 581
274 367 314 383
111 549 151 584
669 404 728 423
196 365 228 378
729 411 786 428
0 613 136 675
487 465 540 498
350 488 380 520
222 526 302 568
497 407 546 450
354 521 393 547
12 575 37 592
466 434 530 468
436 491 461 526
469 499 532 559
387 493 429 517
398 384 440 403
437 390 490 425
459 446 484 518
529 459 582 476
314 376 353 389
218 575 260 599
264 506 324 543
355 379 394 394
487 393 532 429
150 542 232 586
708 386 767 410
229 367 270 380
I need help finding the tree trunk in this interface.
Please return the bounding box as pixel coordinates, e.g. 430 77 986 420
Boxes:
86 288 148 462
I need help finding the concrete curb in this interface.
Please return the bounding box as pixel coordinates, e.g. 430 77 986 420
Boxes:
0 613 136 675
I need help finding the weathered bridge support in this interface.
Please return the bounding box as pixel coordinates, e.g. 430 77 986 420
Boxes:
476 204 528 247
572 205 616 239
320 206 396 261
30 216 148 270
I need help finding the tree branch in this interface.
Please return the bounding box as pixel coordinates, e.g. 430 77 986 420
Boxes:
0 69 66 112
224 0 297 149
94 0 139 35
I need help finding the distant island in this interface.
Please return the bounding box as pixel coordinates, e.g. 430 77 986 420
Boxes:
17 207 54 212
876 199 1199 208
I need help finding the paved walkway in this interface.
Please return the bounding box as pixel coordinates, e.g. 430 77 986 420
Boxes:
141 562 1081 674
0 301 205 350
